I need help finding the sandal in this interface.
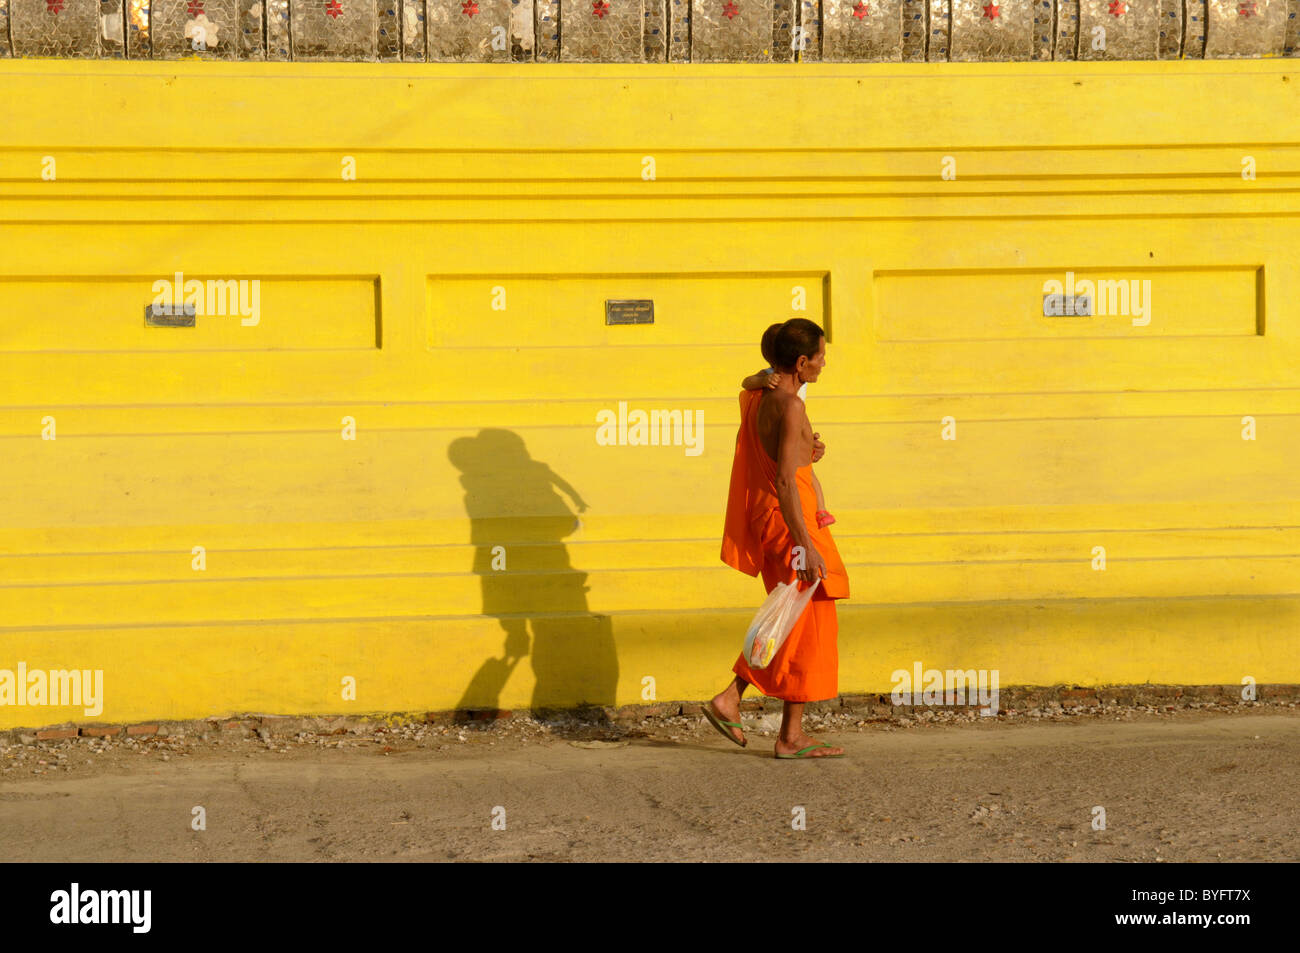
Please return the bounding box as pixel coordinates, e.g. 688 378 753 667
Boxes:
702 703 746 747
775 743 845 759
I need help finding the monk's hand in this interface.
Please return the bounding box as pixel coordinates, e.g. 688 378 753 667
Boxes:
765 373 782 390
798 546 828 585
811 432 825 463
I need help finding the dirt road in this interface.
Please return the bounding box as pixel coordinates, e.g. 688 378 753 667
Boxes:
2 709 1296 862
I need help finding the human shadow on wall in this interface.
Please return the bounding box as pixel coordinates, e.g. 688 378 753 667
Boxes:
448 429 618 732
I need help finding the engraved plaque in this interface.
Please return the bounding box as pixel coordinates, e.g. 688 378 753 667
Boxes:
1043 293 1093 316
606 299 655 324
145 303 199 327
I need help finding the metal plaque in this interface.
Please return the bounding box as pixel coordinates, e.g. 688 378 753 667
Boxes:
605 299 654 325
1042 293 1093 316
145 303 198 326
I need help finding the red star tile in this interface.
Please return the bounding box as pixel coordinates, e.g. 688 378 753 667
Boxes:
853 1 869 17
982 2 999 18
187 0 204 15
592 0 609 16
46 0 64 12
461 0 478 14
326 0 343 17
1237 0 1257 14
1108 0 1126 14
723 0 739 17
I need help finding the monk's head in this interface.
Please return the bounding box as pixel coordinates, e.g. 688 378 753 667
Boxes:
762 318 826 384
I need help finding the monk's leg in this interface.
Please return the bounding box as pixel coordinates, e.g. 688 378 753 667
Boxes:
708 676 749 744
775 701 844 758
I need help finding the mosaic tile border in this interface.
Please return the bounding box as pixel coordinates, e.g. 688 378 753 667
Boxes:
2 0 1296 57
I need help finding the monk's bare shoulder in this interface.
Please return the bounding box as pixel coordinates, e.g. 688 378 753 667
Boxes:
775 394 812 465
779 393 811 434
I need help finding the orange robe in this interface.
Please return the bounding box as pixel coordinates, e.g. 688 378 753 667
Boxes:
720 388 849 702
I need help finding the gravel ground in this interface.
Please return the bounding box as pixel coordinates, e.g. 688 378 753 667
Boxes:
2 703 1297 862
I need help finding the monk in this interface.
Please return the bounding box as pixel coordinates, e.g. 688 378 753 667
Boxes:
708 318 850 759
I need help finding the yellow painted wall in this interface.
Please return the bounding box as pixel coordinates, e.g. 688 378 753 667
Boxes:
1 60 1298 729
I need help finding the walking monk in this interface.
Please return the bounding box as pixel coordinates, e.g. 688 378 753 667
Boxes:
707 318 850 759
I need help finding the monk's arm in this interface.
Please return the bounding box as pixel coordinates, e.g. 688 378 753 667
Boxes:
742 370 780 391
774 401 825 580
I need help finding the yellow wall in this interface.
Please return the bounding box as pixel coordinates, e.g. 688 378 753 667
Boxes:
1 60 1298 728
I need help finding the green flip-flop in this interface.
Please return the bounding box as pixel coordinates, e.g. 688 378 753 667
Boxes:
775 743 845 759
702 703 746 747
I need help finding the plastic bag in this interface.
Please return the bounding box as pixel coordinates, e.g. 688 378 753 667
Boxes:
742 578 821 670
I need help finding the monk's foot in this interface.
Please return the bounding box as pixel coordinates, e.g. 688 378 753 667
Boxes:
774 734 844 758
708 692 745 745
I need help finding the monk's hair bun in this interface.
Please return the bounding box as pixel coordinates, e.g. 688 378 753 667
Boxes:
760 323 782 366
770 318 825 370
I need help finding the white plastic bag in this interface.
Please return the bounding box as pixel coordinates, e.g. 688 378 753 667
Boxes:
742 578 821 670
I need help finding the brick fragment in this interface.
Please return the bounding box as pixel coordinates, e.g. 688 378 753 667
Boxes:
79 725 123 738
127 724 159 737
36 728 78 740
